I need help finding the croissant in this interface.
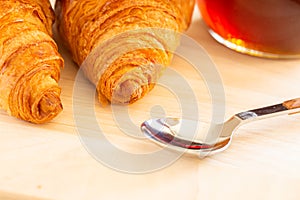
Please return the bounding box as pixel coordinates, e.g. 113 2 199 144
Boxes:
0 0 64 123
56 0 195 104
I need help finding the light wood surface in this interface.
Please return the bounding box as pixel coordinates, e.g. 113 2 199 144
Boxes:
1 4 300 200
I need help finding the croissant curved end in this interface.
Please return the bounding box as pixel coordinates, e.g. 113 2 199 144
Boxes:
110 78 151 105
97 64 159 105
34 90 63 124
8 85 63 124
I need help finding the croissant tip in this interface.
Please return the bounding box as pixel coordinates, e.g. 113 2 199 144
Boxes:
35 93 63 124
109 79 145 105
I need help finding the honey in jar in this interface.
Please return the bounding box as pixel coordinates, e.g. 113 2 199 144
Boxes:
197 0 300 58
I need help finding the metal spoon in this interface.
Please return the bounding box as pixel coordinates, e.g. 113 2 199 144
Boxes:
141 98 300 157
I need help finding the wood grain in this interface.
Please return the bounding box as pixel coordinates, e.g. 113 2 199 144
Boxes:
0 191 49 200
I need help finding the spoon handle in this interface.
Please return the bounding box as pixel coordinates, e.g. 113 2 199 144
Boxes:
235 98 300 121
283 98 300 110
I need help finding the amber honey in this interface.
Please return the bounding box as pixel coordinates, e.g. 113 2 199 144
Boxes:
197 0 300 58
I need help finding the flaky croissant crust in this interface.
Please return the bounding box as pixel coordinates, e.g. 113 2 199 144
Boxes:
57 0 195 104
0 0 64 123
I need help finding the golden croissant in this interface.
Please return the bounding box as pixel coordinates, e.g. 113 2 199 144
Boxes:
56 0 195 104
0 0 64 123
